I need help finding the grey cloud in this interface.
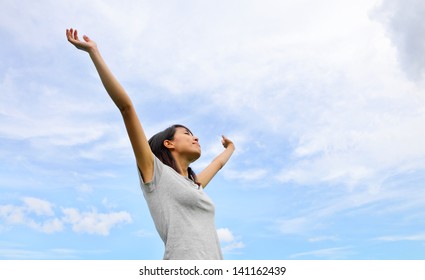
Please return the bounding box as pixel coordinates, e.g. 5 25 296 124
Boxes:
373 0 425 81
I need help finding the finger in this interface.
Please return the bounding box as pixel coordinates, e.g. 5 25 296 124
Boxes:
66 29 75 42
74 29 79 41
70 28 76 40
83 35 90 42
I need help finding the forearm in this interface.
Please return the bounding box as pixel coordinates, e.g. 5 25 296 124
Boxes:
88 48 132 111
197 137 235 187
212 145 235 169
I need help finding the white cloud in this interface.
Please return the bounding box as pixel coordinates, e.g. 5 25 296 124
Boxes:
0 0 148 51
223 168 268 182
222 242 245 254
308 236 339 243
61 207 132 236
134 229 154 238
290 246 353 259
277 217 312 235
0 199 63 234
0 197 132 236
22 197 55 216
217 227 245 254
0 204 26 225
5 0 422 193
276 76 425 189
274 186 401 236
0 66 132 164
76 184 94 194
28 218 64 234
76 0 425 194
375 233 425 242
217 228 235 243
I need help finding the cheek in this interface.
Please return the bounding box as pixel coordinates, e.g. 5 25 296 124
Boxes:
174 137 190 148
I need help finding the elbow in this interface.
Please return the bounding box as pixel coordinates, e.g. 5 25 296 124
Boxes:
118 103 134 115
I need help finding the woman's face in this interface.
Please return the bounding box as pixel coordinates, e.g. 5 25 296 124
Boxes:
167 127 201 161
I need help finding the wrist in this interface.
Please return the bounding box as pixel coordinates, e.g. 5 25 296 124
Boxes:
87 45 99 56
227 143 235 151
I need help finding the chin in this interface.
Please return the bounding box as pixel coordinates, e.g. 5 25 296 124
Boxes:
190 151 201 162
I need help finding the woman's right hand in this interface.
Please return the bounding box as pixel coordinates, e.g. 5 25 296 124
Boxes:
66 28 97 53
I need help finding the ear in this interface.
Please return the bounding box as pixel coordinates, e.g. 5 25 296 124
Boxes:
163 139 175 149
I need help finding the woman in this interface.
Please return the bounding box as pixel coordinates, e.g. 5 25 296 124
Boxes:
66 28 235 260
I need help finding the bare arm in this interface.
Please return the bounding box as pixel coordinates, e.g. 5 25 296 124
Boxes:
197 135 235 188
66 28 154 182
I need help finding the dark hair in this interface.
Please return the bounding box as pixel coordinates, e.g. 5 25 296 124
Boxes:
148 124 199 185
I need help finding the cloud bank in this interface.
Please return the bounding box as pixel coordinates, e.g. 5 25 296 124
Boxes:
0 197 132 236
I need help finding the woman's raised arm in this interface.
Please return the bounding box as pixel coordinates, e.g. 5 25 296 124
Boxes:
66 28 154 182
197 135 235 188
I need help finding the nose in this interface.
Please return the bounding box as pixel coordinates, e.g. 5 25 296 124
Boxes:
193 135 199 142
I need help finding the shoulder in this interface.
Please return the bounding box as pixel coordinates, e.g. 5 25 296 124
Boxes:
138 156 166 192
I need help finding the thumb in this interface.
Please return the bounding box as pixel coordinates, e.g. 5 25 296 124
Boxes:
221 136 227 147
83 35 90 42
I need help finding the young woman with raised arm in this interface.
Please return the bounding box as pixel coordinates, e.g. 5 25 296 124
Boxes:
66 28 235 260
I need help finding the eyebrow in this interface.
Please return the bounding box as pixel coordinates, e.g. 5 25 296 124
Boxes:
184 128 193 135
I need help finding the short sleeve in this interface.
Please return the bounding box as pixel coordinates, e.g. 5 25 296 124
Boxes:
138 156 163 193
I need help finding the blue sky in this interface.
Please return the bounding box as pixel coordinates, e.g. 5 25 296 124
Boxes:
1 0 425 260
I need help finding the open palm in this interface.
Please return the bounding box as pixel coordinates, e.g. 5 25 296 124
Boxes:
66 28 97 53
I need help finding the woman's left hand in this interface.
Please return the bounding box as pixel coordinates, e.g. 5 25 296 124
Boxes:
66 28 97 53
221 135 235 150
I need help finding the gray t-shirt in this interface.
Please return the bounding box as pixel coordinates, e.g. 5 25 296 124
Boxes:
138 156 223 260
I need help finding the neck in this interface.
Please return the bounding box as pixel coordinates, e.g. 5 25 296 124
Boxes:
172 153 190 177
